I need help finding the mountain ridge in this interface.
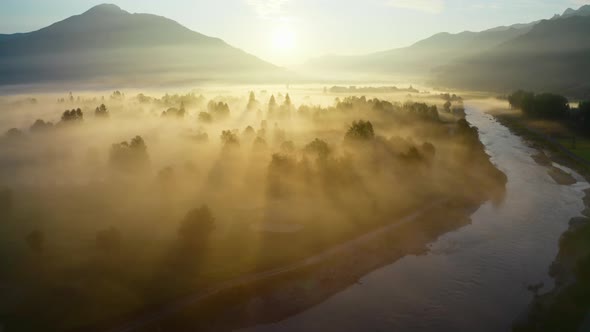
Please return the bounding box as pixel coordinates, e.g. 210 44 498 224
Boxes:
302 21 532 78
0 4 283 86
433 14 590 98
301 4 590 97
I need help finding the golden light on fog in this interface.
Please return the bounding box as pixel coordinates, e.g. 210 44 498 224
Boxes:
271 25 296 51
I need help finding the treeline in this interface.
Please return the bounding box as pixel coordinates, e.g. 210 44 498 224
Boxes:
508 90 590 130
508 90 570 119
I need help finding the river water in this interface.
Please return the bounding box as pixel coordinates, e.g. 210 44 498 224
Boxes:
241 103 589 332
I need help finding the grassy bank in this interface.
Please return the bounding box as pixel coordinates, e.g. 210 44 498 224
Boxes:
489 110 590 173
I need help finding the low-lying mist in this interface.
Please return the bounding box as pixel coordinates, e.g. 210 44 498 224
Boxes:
0 87 506 330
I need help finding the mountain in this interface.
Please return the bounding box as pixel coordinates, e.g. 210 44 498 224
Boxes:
0 4 282 86
302 22 533 79
556 4 590 18
434 14 590 98
302 4 590 97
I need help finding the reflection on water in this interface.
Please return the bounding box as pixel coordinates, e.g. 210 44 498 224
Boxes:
241 103 589 332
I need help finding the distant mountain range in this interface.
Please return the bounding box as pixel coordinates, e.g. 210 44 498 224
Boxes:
434 13 590 98
1 3 589 97
305 5 590 98
0 4 282 87
304 24 533 78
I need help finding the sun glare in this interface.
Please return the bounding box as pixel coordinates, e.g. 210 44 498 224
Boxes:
272 26 296 51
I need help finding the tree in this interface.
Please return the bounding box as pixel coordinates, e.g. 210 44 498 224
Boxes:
456 118 479 144
508 90 534 110
178 205 215 246
404 102 439 121
533 93 569 119
221 130 240 147
26 230 44 253
30 119 54 132
304 138 331 158
95 104 109 118
508 90 569 119
242 126 256 141
277 93 294 119
61 108 83 122
267 153 296 198
161 107 184 118
247 91 258 111
109 136 150 172
208 101 230 120
111 90 124 100
345 120 375 142
443 101 452 113
268 95 278 115
5 128 24 139
253 136 267 150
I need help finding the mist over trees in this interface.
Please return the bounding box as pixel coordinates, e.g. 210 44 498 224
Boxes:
0 88 507 331
178 205 215 248
109 136 150 172
4 128 24 140
61 108 84 123
30 119 54 132
247 91 259 111
0 1 588 330
207 101 231 120
345 120 375 142
95 104 109 118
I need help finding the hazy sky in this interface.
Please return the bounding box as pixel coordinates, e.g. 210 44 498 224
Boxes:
1 0 589 66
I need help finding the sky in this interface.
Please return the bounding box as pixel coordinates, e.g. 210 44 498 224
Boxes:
1 0 589 66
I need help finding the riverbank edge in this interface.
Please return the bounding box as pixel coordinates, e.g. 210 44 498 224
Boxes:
489 110 590 332
126 199 484 332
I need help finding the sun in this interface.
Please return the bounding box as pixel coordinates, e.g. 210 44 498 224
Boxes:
272 25 296 51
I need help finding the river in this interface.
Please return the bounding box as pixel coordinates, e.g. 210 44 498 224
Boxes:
241 102 589 332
